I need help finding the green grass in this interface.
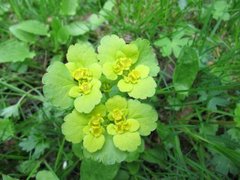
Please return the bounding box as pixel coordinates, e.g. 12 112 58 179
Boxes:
0 0 240 179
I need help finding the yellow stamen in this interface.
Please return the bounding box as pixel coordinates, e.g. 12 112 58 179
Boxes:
88 114 104 137
109 108 127 124
113 57 132 75
79 82 92 95
124 70 141 84
114 121 130 134
73 68 93 81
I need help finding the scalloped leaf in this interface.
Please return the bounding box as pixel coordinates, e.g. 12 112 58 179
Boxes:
62 110 89 143
42 61 76 109
0 40 35 63
97 35 125 64
127 100 158 136
80 159 120 180
132 38 160 77
66 43 97 66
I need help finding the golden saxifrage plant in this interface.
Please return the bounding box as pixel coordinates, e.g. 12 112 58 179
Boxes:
42 35 160 165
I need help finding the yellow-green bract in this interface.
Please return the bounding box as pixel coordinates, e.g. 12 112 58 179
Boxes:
98 35 160 99
61 95 158 164
42 43 102 113
42 35 160 112
42 35 160 164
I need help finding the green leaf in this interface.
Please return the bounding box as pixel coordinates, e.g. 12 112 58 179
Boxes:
56 27 69 44
154 37 172 56
227 128 240 142
173 47 199 97
17 160 39 175
19 134 38 152
125 140 144 162
99 0 115 17
66 43 97 66
72 143 84 159
105 95 127 111
36 170 59 180
155 30 192 58
211 152 238 176
0 119 14 141
9 20 48 42
9 26 36 43
80 159 120 180
88 0 115 30
1 104 19 118
11 20 48 35
62 110 89 143
2 174 18 180
50 18 69 44
126 162 140 175
178 0 187 10
42 62 76 109
212 0 230 21
156 122 175 149
207 97 229 111
88 14 105 30
0 40 35 63
98 35 125 64
142 146 167 167
32 142 50 159
212 145 240 169
128 99 158 136
132 38 160 76
65 21 89 36
0 3 10 15
60 0 78 16
199 123 219 136
115 170 130 180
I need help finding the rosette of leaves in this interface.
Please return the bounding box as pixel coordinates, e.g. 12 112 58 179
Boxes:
61 95 158 164
42 43 102 113
97 35 160 99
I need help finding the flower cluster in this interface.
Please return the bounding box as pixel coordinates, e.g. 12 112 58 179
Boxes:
42 35 160 164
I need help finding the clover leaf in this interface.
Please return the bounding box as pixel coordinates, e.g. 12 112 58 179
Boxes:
212 0 230 21
155 32 192 58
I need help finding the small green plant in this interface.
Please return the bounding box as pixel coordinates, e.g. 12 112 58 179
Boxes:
1 0 240 179
42 35 159 164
